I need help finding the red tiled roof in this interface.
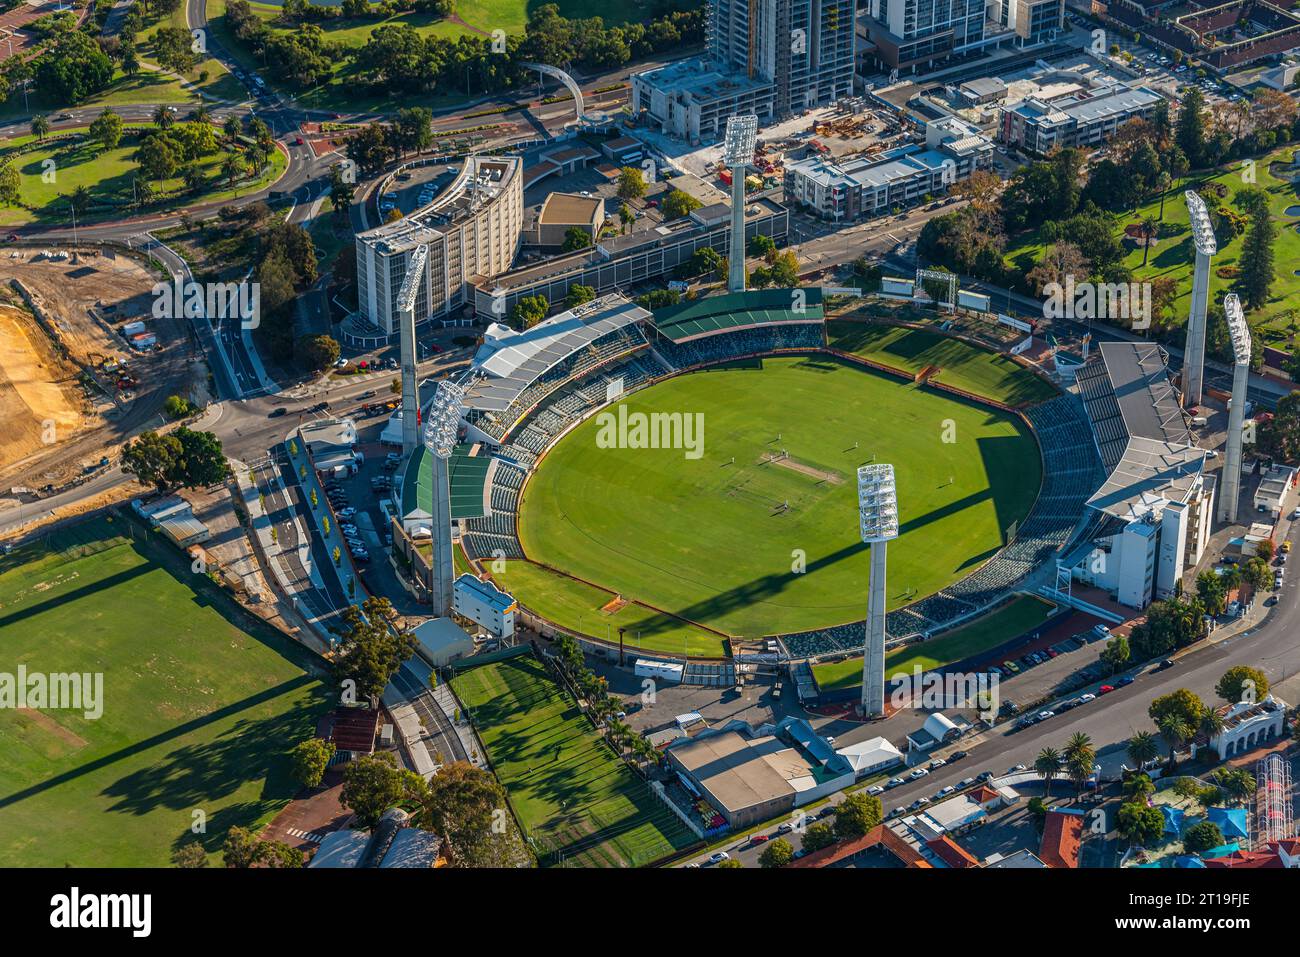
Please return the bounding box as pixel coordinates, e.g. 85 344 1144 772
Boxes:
1040 809 1085 868
1203 849 1284 869
971 785 1001 805
787 825 933 869
926 835 979 868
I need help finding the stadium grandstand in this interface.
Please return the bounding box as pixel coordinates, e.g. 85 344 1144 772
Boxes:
420 289 1131 662
1052 341 1214 610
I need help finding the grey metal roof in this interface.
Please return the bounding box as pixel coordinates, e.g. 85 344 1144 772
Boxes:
462 296 648 414
1079 342 1205 520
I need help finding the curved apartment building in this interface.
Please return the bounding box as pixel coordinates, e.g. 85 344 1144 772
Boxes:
355 155 524 333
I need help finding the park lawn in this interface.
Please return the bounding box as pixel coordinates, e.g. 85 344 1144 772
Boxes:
812 594 1057 691
517 356 1042 639
826 320 1058 407
1003 146 1300 350
2 132 287 226
449 654 696 867
0 516 330 867
307 196 350 271
491 560 728 657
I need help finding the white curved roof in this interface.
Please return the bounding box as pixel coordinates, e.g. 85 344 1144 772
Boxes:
922 713 958 740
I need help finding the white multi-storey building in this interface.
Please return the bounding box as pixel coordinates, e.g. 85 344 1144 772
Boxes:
355 156 523 333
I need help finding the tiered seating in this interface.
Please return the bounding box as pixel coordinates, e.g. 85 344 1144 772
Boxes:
490 483 519 514
462 531 525 561
655 323 825 369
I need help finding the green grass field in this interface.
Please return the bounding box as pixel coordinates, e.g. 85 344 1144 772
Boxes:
812 594 1057 692
491 560 728 657
826 321 1058 407
0 131 288 227
450 654 696 867
1003 146 1300 348
0 517 329 867
516 355 1043 640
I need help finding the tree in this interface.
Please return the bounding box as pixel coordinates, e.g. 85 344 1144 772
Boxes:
89 108 123 151
1209 766 1255 805
1101 635 1130 675
1122 772 1155 802
1127 731 1160 769
0 163 18 208
384 207 403 223
298 334 341 372
561 227 593 252
341 751 415 828
35 30 113 103
409 761 531 867
801 821 836 852
685 245 723 279
1196 570 1228 616
135 132 182 181
171 842 208 868
1238 203 1275 312
69 185 92 216
1115 802 1164 847
717 857 742 867
173 427 230 487
334 596 416 701
1149 690 1206 733
221 827 263 868
1027 796 1049 829
1175 87 1206 169
393 106 433 155
1157 713 1193 765
748 233 777 260
30 114 50 142
1182 820 1224 855
759 837 794 868
329 162 356 213
565 284 596 308
121 430 183 489
122 44 140 77
834 793 882 839
290 738 336 788
1035 747 1061 794
660 187 702 220
162 394 193 420
153 26 196 75
616 166 646 199
1216 665 1268 705
509 294 548 330
1063 732 1097 796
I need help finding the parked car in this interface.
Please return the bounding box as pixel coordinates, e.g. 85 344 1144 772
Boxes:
359 390 377 400
976 771 994 782
1008 764 1027 773
1045 648 1059 658
708 852 729 864
957 777 975 789
867 785 885 796
816 806 836 819
268 407 287 418
910 797 931 810
885 777 904 789
749 834 769 845
338 507 357 519
1037 711 1055 721
1079 693 1096 703
776 824 792 835
889 806 906 819
949 750 968 762
1117 675 1135 687
928 758 946 770
909 767 930 779
1098 684 1116 695
935 785 956 799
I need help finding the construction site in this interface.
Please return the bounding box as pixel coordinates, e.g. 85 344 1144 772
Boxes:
0 246 199 508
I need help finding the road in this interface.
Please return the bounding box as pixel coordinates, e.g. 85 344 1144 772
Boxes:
683 518 1300 866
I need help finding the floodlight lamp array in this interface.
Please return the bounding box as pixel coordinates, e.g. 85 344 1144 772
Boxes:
423 380 465 459
857 463 899 543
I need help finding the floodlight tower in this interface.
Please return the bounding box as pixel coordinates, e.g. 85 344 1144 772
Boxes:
723 114 759 293
858 463 899 718
1183 190 1218 407
1218 294 1251 526
422 379 464 615
397 243 430 456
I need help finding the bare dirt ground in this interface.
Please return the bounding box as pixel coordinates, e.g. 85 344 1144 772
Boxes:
0 249 196 490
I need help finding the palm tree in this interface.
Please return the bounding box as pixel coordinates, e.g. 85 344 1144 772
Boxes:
190 103 212 125
153 104 175 130
1158 714 1192 767
1127 731 1160 770
1035 747 1061 795
221 151 243 188
1123 773 1155 802
1063 732 1094 766
1062 732 1096 798
1199 709 1226 749
30 114 49 142
1140 216 1158 267
68 185 92 216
